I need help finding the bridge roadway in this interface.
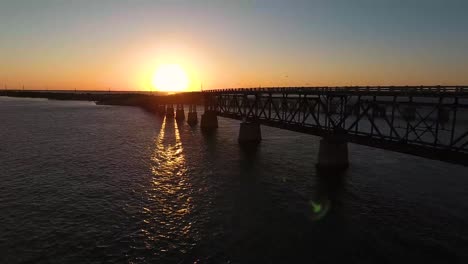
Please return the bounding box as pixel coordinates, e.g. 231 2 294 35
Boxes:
198 86 468 167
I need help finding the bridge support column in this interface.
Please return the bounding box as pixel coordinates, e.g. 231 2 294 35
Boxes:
316 135 349 171
238 121 262 144
157 105 166 116
166 105 174 118
175 104 185 121
187 105 198 126
200 110 218 131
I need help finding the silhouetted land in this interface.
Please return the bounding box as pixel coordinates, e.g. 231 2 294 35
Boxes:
0 90 203 113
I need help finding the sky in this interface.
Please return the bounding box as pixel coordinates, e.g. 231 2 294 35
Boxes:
1 0 468 91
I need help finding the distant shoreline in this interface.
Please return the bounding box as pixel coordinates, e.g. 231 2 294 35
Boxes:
0 90 203 113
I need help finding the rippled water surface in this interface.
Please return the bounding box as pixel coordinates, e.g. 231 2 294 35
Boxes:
1 97 468 263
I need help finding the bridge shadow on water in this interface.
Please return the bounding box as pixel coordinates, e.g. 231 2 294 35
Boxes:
200 129 219 155
219 143 360 263
310 170 347 221
148 119 437 263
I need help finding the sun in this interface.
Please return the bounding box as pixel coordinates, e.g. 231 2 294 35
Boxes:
152 64 189 92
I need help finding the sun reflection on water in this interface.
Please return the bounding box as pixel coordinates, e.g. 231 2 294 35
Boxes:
138 117 195 254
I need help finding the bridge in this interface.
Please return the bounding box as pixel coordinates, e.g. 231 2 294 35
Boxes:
3 86 468 168
189 86 468 169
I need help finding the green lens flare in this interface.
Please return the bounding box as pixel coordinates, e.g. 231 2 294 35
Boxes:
310 201 322 213
309 199 330 221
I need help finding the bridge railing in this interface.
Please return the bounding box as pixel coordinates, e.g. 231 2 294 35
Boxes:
203 86 468 94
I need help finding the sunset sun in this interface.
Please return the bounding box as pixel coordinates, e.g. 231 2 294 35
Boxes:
152 64 189 92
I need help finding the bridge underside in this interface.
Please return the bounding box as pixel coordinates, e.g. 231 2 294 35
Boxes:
218 112 468 166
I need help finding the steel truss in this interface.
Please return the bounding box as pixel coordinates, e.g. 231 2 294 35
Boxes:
203 87 468 165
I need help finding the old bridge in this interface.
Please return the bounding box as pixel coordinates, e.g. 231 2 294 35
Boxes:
160 86 468 169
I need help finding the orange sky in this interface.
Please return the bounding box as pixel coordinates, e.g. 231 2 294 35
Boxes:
1 1 467 91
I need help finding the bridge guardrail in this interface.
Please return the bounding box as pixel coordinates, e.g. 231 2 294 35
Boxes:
202 86 468 94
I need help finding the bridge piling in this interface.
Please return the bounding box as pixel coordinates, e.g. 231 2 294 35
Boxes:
187 105 198 126
200 110 218 131
166 104 175 118
201 94 218 131
176 104 185 121
316 134 349 171
238 121 262 144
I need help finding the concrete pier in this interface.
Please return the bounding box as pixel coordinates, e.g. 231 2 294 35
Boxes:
238 121 262 144
316 134 349 171
166 105 175 118
175 104 185 121
187 112 198 126
187 105 198 126
200 110 218 131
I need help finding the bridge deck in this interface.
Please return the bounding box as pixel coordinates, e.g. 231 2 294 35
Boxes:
204 85 468 94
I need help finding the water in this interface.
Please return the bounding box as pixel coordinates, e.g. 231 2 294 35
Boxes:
1 96 467 263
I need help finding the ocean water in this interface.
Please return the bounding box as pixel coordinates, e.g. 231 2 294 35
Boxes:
0 96 467 263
